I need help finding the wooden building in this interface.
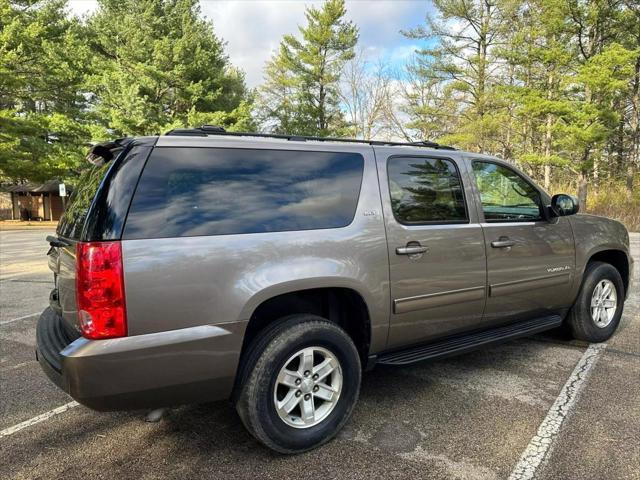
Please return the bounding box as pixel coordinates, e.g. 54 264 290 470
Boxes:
0 180 69 221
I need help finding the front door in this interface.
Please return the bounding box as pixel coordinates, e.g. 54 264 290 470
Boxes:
378 153 487 349
469 159 575 323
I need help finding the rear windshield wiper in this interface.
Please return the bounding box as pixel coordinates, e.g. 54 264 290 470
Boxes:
46 235 71 248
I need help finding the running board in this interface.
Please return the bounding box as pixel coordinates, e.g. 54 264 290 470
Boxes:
377 315 563 366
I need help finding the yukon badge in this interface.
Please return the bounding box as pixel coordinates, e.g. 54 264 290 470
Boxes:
547 265 571 273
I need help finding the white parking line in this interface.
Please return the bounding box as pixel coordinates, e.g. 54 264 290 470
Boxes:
0 402 79 438
508 343 607 480
0 312 40 326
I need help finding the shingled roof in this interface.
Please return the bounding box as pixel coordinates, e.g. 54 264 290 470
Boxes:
1 180 70 194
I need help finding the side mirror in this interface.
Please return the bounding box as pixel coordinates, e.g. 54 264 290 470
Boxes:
550 194 580 217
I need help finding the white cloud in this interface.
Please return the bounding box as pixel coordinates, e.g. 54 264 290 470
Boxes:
200 1 309 88
67 0 431 88
205 0 429 87
67 0 98 16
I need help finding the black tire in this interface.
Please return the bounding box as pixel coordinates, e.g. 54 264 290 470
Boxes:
235 314 361 454
567 261 625 342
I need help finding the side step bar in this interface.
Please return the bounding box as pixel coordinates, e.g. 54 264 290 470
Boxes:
377 315 563 366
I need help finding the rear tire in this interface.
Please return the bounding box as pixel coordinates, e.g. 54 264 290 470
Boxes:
235 314 361 453
567 261 624 342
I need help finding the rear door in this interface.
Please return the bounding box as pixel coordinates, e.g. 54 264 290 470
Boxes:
376 150 487 349
468 157 575 323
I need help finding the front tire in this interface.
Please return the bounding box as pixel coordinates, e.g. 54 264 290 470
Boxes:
567 261 625 342
235 314 361 453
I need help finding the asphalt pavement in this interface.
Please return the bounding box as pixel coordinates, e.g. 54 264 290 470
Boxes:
0 229 638 479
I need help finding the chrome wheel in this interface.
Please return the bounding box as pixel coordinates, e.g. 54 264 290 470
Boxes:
273 346 342 429
590 279 617 328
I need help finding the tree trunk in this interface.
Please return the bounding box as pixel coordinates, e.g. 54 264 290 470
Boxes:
543 112 553 191
474 0 490 153
318 83 326 132
318 48 328 133
544 165 551 191
577 171 588 210
629 56 640 196
543 61 555 192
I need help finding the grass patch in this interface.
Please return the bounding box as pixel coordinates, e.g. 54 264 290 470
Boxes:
550 180 640 232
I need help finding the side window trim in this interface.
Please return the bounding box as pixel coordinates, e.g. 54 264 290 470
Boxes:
386 154 470 226
470 159 544 223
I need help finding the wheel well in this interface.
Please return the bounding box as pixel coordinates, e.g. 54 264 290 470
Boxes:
588 250 629 294
241 288 371 365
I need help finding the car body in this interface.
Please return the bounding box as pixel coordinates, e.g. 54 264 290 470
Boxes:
36 128 633 452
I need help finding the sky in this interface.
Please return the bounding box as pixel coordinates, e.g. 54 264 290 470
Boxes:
67 0 432 88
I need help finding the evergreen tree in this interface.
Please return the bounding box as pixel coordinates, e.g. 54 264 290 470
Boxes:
500 0 575 188
0 0 91 182
619 1 640 195
403 0 638 208
403 0 516 152
259 0 358 136
258 48 300 134
86 0 251 136
553 0 630 204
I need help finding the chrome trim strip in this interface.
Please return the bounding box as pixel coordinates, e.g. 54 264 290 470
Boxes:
394 285 486 314
62 324 233 357
490 272 571 297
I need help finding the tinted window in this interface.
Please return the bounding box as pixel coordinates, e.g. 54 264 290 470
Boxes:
387 156 467 224
124 147 364 239
83 146 152 241
472 161 542 221
57 143 126 239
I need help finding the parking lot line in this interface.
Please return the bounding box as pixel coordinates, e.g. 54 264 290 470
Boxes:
0 312 40 326
508 343 607 480
0 402 79 438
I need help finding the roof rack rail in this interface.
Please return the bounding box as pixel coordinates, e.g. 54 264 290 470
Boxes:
164 125 456 150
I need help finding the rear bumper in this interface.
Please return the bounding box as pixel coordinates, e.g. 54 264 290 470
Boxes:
627 253 634 300
36 307 245 411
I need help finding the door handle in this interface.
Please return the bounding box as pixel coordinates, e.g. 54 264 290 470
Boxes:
396 245 429 256
491 237 515 248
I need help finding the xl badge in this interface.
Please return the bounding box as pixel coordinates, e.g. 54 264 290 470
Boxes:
547 265 571 273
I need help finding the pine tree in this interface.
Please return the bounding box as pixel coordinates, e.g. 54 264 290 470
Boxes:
258 47 301 134
403 0 516 152
259 0 358 136
0 0 91 182
500 0 574 188
625 2 640 195
402 0 638 209
86 0 251 136
559 0 635 205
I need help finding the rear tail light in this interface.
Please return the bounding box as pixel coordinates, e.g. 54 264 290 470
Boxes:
76 241 127 339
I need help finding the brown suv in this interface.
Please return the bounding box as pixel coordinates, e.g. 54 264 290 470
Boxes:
37 127 633 453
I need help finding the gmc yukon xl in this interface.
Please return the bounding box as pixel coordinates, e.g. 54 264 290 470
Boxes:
37 127 633 453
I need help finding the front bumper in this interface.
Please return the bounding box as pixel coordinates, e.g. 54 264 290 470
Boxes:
36 308 245 411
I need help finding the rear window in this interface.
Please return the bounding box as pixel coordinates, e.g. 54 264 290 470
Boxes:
56 143 126 239
123 147 364 239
